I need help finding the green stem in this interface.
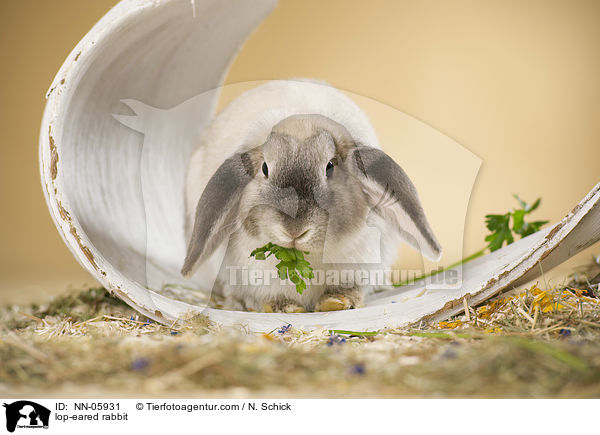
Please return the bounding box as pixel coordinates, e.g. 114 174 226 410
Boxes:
394 247 487 287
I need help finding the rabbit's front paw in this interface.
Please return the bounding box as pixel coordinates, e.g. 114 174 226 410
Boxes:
262 299 306 313
315 289 364 312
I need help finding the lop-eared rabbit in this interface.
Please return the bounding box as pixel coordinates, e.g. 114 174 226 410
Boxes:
182 80 441 313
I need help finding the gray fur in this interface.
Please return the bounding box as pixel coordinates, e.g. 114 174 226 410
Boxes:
181 151 257 276
349 146 442 258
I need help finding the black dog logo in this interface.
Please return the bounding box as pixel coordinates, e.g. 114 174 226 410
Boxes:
3 401 50 433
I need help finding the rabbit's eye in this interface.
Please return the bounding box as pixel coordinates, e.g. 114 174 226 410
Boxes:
262 161 269 177
326 160 335 177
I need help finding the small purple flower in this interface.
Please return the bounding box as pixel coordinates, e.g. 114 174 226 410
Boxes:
351 363 366 375
327 335 346 347
277 324 292 335
440 348 457 360
170 331 179 335
559 328 571 337
131 357 150 371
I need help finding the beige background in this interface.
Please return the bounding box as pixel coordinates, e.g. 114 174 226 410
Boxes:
1 0 599 304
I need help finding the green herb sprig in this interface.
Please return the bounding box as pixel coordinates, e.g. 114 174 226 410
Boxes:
396 194 549 287
250 243 314 294
484 195 549 252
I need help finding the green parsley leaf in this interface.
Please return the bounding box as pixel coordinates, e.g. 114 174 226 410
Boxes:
250 243 314 294
484 196 549 252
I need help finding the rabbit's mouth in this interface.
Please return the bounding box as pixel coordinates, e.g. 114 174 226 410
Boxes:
275 228 312 251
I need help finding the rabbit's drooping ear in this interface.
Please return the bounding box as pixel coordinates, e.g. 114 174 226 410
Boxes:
348 146 442 261
181 152 258 277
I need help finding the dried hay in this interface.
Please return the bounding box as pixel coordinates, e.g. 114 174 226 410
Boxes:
1 255 600 398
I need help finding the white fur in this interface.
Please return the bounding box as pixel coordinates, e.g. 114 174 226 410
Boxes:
211 208 403 311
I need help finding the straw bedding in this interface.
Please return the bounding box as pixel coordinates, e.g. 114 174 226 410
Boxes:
1 257 599 398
